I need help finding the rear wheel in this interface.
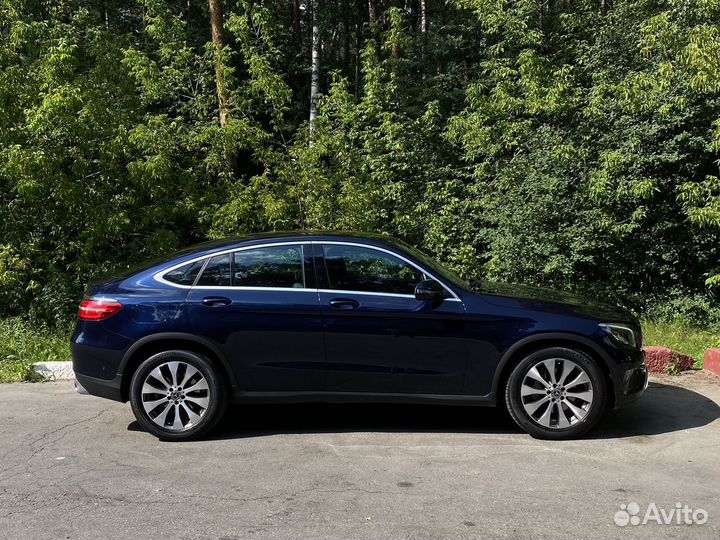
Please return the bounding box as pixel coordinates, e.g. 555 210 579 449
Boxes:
505 347 606 440
130 350 227 441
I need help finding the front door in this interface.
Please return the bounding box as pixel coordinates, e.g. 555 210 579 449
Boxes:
186 243 324 392
316 243 467 395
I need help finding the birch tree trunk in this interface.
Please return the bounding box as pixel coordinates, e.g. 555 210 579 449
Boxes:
309 0 321 134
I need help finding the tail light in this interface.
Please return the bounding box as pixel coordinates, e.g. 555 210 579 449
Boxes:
78 298 123 321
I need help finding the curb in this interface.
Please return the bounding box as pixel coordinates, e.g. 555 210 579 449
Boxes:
704 349 720 378
33 361 74 380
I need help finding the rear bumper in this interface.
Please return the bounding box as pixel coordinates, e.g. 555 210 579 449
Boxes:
74 372 125 402
72 321 131 402
74 379 89 394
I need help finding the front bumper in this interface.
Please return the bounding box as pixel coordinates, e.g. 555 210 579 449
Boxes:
612 351 648 408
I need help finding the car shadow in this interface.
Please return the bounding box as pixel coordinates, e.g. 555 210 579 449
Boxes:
127 381 719 440
209 401 521 440
590 381 720 439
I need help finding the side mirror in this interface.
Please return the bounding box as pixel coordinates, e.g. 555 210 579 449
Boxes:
414 279 447 301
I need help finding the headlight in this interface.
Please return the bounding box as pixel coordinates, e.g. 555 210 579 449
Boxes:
600 323 638 349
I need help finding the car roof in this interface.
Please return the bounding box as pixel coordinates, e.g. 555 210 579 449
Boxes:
98 231 423 289
177 230 407 257
109 230 471 297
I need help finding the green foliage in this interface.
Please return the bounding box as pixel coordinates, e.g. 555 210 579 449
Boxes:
0 318 71 382
0 0 287 324
645 290 720 331
446 0 720 306
1 0 720 329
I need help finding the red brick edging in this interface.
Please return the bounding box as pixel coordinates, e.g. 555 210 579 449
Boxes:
643 346 694 373
704 349 720 377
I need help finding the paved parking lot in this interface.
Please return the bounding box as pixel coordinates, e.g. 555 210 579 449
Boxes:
1 372 719 539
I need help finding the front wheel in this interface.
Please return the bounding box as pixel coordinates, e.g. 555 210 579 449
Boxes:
505 347 607 440
130 350 227 441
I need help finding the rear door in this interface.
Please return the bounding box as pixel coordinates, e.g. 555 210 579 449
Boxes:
186 243 325 392
315 242 468 395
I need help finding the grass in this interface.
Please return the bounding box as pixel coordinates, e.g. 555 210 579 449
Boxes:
0 318 71 382
641 319 720 369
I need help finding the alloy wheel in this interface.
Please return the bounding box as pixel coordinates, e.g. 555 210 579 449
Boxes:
520 358 594 429
141 361 210 431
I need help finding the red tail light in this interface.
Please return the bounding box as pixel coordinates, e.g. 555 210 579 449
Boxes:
78 298 123 321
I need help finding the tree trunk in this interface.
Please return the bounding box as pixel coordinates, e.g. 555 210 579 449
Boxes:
368 0 377 24
309 0 321 134
208 0 239 176
292 0 301 42
209 0 230 128
355 0 363 97
338 1 348 66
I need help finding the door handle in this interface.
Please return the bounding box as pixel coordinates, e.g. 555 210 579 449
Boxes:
329 298 360 310
201 296 232 307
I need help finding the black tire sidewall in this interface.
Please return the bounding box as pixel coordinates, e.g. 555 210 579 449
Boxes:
505 347 607 440
130 350 226 441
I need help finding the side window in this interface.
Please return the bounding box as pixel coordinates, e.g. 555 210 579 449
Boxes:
233 245 305 288
322 244 424 295
163 260 204 286
196 254 231 286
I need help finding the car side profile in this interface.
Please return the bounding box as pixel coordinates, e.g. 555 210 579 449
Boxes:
72 231 647 440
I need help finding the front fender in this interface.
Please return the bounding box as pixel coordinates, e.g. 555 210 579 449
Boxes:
489 332 616 400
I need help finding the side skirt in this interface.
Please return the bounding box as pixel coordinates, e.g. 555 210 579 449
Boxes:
230 389 496 407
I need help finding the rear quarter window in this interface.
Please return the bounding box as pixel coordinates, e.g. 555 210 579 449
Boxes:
162 260 205 286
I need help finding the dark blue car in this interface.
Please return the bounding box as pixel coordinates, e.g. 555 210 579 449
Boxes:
72 231 647 440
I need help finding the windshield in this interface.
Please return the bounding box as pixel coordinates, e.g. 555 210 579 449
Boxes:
394 240 471 291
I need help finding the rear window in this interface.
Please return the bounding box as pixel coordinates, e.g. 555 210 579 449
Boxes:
162 260 205 286
232 245 304 288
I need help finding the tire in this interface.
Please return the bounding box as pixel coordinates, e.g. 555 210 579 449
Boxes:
505 347 607 440
130 350 227 441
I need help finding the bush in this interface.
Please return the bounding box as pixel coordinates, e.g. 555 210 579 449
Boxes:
644 291 720 332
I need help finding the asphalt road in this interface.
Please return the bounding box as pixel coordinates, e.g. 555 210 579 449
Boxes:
1 372 719 540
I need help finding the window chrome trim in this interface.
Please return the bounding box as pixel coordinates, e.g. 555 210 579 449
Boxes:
316 288 461 301
318 288 415 299
153 241 311 289
152 238 462 301
187 286 316 292
314 241 460 300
